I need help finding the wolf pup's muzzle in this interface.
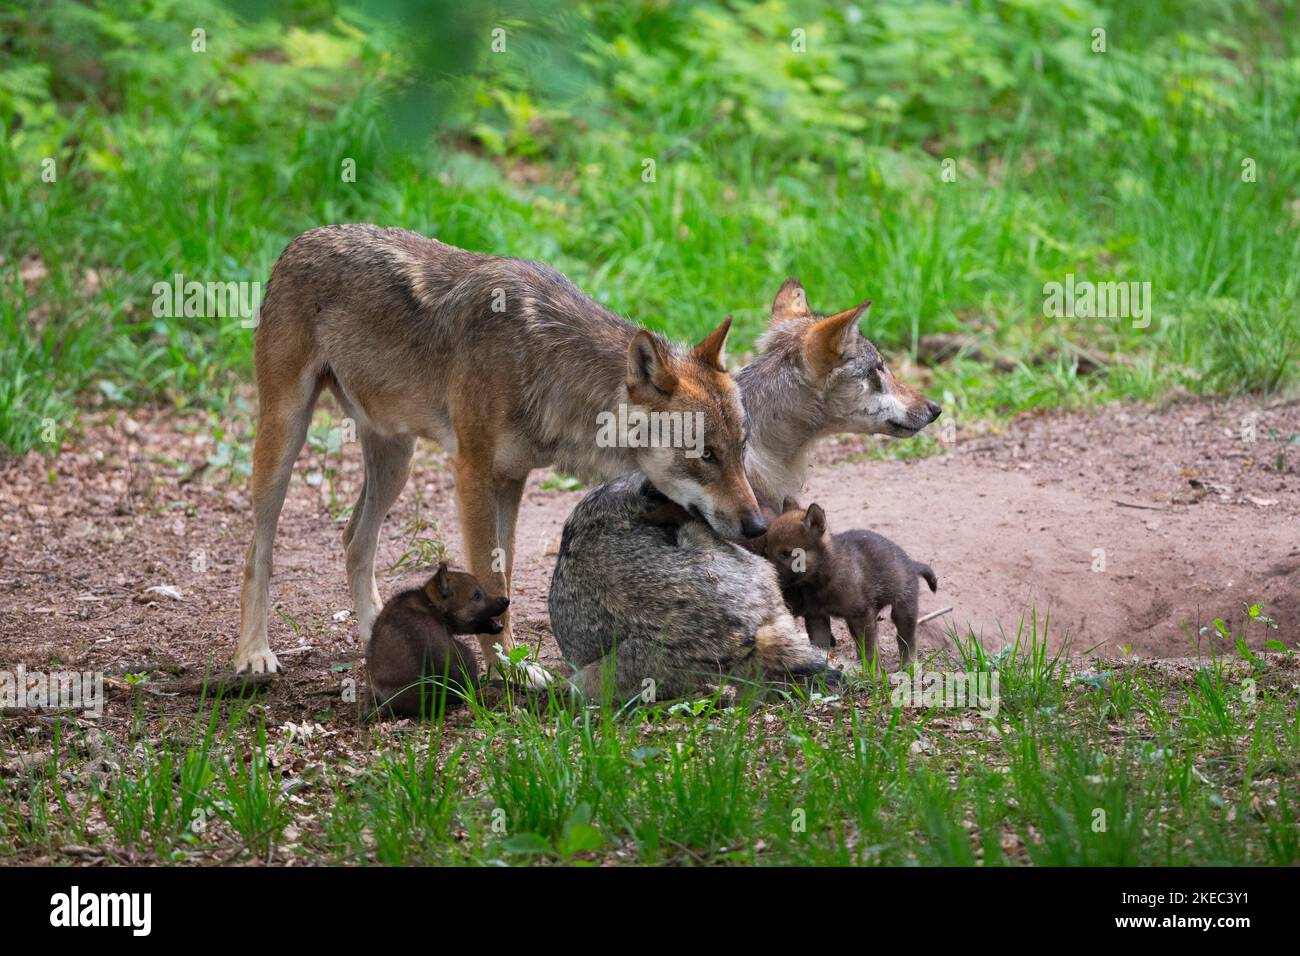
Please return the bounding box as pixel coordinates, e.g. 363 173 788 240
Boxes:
479 596 510 634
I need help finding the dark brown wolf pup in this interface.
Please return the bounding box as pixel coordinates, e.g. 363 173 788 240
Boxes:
763 499 937 667
365 563 508 717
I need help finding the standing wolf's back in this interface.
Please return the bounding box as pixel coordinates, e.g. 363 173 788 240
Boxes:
549 475 826 693
255 224 637 472
261 224 633 353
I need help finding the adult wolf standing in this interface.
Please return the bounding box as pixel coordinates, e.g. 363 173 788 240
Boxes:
549 279 941 700
234 224 766 681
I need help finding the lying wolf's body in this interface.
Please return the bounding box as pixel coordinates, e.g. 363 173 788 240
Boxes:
236 224 761 678
551 474 823 699
549 280 941 700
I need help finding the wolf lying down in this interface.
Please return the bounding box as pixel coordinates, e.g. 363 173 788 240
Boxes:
549 279 941 702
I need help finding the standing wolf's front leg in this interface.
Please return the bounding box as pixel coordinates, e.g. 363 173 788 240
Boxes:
452 457 551 686
492 474 525 653
453 456 510 664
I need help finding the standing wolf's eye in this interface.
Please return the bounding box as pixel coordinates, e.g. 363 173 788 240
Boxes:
473 591 482 601
701 447 714 462
780 549 793 559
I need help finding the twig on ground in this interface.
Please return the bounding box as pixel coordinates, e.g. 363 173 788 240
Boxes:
1113 499 1166 512
918 606 954 625
139 671 277 697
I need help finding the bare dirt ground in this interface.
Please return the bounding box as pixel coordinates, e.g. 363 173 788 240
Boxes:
1 395 1296 706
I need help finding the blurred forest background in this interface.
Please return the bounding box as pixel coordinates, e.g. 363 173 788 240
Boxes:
1 0 1297 455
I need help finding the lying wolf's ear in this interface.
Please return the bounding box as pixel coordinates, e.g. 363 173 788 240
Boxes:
627 329 679 398
692 315 732 370
430 561 452 600
781 496 802 514
772 278 812 323
804 503 827 536
804 301 869 379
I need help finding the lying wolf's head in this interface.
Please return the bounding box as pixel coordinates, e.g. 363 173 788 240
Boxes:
623 317 766 540
745 279 942 439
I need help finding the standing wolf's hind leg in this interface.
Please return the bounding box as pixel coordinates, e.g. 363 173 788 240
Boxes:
346 431 415 642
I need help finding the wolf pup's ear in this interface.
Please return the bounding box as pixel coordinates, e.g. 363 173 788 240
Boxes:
781 496 802 514
431 561 452 599
804 503 827 536
627 329 679 399
692 316 732 371
771 278 812 323
804 301 869 379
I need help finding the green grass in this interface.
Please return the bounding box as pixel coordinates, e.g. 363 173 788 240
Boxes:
2 623 1295 865
2 0 1298 455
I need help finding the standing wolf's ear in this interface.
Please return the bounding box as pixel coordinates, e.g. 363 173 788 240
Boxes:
772 278 812 323
430 561 452 599
692 316 732 371
804 301 869 379
627 329 679 399
804 503 827 536
781 496 802 514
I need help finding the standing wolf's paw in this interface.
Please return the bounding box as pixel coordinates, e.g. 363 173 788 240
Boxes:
233 647 282 674
487 658 553 689
514 661 554 689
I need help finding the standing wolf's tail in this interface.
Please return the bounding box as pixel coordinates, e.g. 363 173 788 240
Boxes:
915 562 938 593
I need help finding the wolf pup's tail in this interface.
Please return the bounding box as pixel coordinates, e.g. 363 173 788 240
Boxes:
914 562 938 593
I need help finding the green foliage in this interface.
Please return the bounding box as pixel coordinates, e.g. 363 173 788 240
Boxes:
1 0 1298 454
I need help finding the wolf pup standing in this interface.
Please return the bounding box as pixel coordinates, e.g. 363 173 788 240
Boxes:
549 279 941 700
365 563 505 718
236 224 765 680
764 499 938 667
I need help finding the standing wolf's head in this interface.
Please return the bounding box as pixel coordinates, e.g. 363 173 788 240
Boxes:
732 279 943 511
622 317 766 540
764 278 941 439
745 279 942 440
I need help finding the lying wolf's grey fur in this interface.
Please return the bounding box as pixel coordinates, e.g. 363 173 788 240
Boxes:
549 279 941 701
550 474 826 701
551 473 832 702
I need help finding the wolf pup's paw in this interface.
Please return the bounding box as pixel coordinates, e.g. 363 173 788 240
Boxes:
234 647 281 675
637 501 693 528
804 628 836 650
